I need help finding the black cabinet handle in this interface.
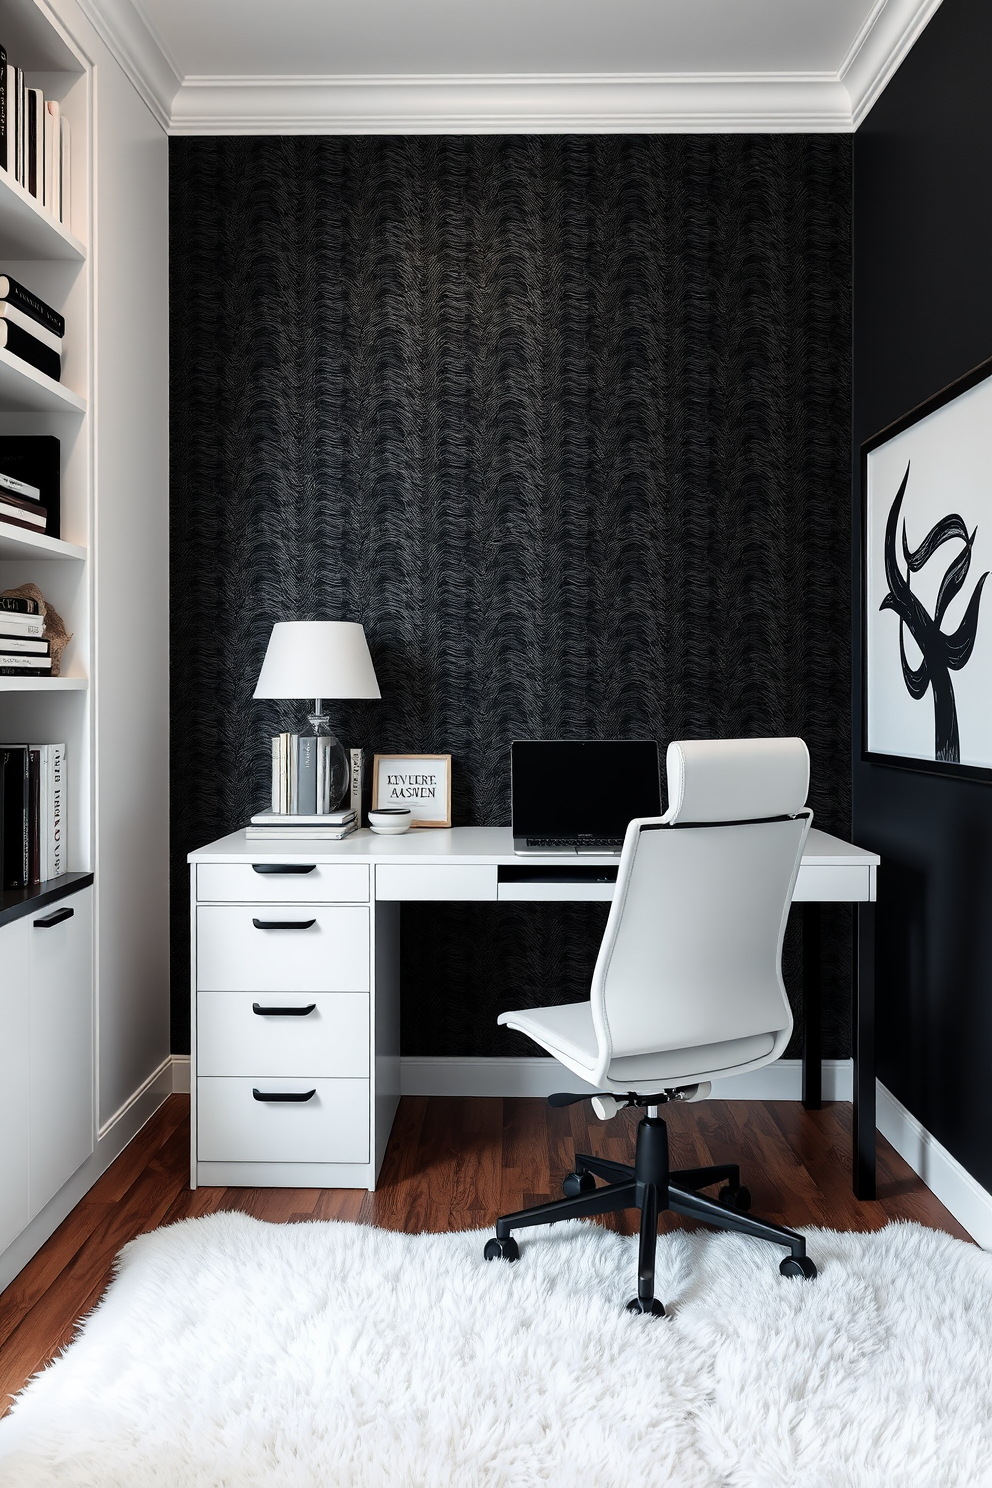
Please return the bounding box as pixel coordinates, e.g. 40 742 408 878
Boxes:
252 864 316 875
252 1002 316 1017
251 1087 316 1103
33 906 74 929
251 917 316 930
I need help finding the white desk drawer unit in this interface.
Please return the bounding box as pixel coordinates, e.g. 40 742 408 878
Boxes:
196 904 370 993
191 859 396 1191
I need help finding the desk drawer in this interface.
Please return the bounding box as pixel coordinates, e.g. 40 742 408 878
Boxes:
197 863 369 904
197 1077 369 1163
197 992 369 1077
375 864 496 901
793 865 874 903
196 905 369 992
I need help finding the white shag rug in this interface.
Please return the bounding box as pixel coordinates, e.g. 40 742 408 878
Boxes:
1 1215 991 1488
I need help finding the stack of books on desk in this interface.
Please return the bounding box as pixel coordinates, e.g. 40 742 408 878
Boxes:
0 594 50 675
245 808 357 841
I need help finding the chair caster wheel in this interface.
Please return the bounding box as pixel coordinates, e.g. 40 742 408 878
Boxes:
779 1254 817 1280
625 1297 666 1317
563 1169 597 1197
719 1184 752 1212
484 1236 519 1263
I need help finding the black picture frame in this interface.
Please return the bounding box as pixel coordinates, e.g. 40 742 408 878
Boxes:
862 353 992 783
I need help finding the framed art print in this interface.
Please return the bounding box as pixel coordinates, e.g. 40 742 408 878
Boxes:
863 353 992 780
371 754 452 827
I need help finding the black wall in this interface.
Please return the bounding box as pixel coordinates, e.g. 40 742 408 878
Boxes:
854 0 992 1186
170 135 852 1058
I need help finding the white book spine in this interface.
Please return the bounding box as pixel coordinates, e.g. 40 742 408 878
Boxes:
45 100 58 216
349 748 364 821
50 742 66 879
289 734 299 815
271 735 279 813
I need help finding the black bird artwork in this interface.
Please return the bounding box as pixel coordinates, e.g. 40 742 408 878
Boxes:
880 462 988 763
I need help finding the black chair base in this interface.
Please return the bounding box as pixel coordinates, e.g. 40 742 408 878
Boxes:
484 1111 816 1313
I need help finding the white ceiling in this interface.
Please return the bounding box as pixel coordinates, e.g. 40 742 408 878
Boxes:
78 0 943 134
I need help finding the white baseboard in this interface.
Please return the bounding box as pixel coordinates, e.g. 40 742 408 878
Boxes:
399 1056 854 1101
171 1054 191 1094
876 1081 992 1249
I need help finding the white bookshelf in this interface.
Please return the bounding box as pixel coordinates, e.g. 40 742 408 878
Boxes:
0 0 91 877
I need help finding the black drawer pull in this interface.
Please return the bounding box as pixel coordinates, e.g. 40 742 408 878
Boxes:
252 1087 316 1103
252 1002 316 1017
251 917 316 930
33 906 74 929
252 864 317 875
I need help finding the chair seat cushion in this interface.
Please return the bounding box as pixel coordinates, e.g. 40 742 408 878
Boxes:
497 1002 775 1089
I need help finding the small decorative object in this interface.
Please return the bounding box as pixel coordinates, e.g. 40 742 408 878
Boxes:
372 754 452 828
254 621 380 813
863 353 992 781
0 580 71 675
368 807 413 835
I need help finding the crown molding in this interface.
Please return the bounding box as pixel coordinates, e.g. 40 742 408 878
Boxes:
75 0 179 131
168 72 853 136
841 0 944 127
80 0 943 135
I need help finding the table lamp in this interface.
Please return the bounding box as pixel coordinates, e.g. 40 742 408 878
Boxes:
253 621 381 811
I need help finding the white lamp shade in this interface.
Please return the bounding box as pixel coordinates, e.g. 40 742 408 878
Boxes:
253 621 381 700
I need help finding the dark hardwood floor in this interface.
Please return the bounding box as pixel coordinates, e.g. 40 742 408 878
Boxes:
0 1093 972 1413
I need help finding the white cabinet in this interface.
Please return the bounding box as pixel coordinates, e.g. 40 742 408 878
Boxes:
190 862 398 1190
28 886 94 1213
0 917 31 1253
0 880 93 1245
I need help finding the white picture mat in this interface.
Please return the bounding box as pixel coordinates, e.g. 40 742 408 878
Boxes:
866 375 992 768
373 756 450 823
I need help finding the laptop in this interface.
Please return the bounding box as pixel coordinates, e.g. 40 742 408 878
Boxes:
511 740 662 855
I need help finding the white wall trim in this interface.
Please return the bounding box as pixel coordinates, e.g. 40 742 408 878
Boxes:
76 0 179 131
400 1056 854 1101
167 73 853 137
171 1054 191 1094
841 0 944 128
76 0 943 135
876 1081 992 1249
96 1051 173 1140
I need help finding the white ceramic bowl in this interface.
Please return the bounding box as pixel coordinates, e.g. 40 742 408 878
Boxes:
368 808 413 835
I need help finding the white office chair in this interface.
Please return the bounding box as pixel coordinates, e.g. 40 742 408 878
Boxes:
484 736 817 1315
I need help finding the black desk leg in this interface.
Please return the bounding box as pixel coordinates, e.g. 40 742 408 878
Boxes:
853 901 876 1200
801 903 822 1110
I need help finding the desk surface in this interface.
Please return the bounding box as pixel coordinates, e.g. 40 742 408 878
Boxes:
190 825 879 868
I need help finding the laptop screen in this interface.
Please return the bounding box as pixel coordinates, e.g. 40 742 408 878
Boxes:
510 740 662 838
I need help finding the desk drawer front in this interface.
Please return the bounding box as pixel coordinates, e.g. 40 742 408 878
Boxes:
196 905 369 992
197 1077 369 1163
375 864 497 901
793 865 874 903
197 992 369 1077
197 863 369 904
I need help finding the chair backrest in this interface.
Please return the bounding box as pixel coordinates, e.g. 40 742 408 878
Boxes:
588 738 812 1073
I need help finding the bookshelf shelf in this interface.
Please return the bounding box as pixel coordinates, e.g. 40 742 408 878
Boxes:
0 168 86 261
0 350 85 414
0 526 85 561
0 675 87 692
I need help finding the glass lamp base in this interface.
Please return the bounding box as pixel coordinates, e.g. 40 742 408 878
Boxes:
313 729 350 813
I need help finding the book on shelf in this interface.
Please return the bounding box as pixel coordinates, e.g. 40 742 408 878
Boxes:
0 499 47 533
244 822 358 842
0 319 61 382
0 594 41 615
250 807 357 828
0 437 61 538
0 277 66 339
0 653 52 670
0 44 6 174
0 303 62 356
0 742 66 885
0 635 48 654
0 612 46 638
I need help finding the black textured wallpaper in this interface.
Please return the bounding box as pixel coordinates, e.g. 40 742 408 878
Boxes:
170 135 852 1059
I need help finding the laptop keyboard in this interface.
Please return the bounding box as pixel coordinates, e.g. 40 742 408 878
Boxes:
526 836 624 850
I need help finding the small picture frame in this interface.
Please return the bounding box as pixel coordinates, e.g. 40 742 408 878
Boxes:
372 754 452 828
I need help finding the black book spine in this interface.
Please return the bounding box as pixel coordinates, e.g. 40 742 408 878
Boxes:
0 320 61 382
0 277 66 338
27 88 38 198
0 45 7 174
28 747 40 885
0 596 40 614
2 746 30 889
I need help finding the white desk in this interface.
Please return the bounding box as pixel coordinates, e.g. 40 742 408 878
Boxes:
188 826 879 1196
